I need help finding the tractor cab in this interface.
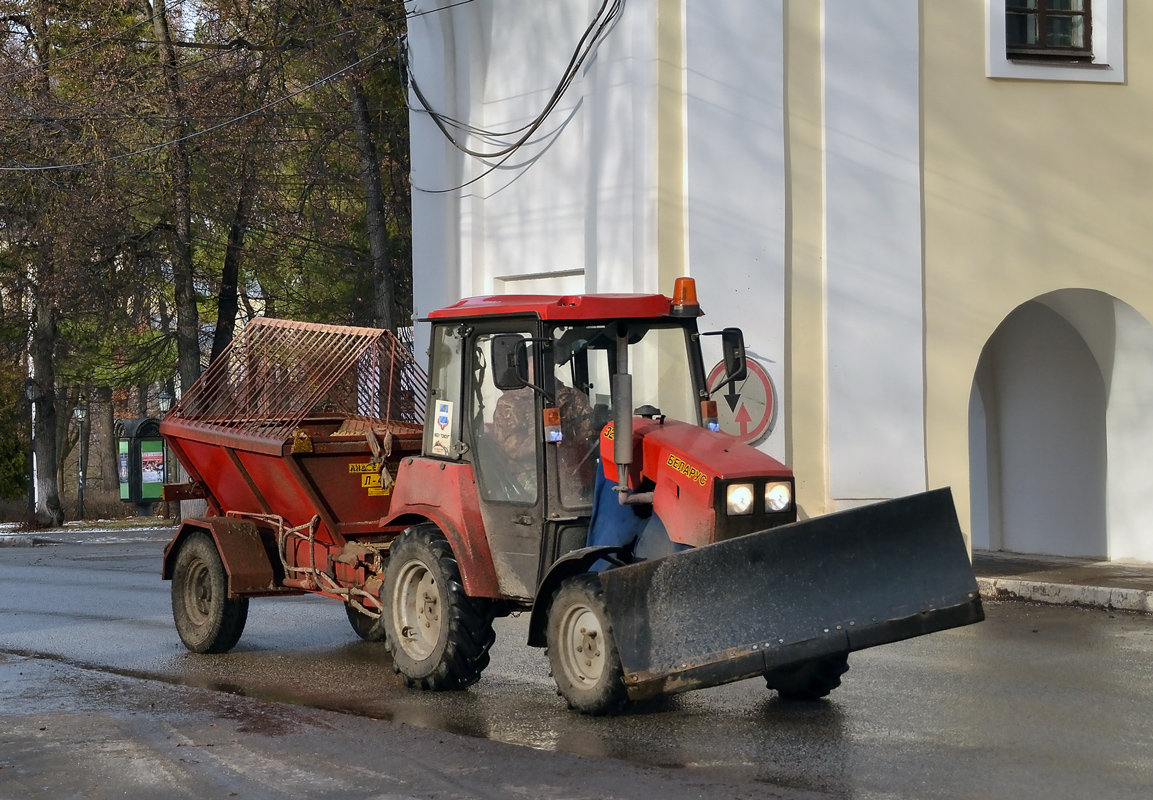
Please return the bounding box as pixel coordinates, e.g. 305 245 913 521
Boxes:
422 281 754 600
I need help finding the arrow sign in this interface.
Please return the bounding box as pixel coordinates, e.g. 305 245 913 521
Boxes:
705 357 778 446
735 404 752 436
724 381 741 413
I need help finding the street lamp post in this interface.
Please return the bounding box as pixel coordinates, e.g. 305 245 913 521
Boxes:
73 400 89 521
158 390 172 519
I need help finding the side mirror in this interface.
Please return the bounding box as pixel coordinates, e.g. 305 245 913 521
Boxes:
492 334 528 390
721 327 747 382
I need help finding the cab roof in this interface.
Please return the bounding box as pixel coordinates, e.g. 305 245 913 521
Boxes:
427 293 675 321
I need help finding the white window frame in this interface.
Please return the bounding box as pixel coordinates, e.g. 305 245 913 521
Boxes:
986 0 1125 83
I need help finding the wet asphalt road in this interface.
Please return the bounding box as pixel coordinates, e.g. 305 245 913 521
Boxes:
1 528 1152 799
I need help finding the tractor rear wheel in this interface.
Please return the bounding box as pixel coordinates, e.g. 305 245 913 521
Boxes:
345 602 388 642
546 573 628 716
171 532 249 654
382 525 495 690
763 652 850 701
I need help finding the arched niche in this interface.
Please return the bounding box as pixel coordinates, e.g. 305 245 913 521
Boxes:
970 290 1153 561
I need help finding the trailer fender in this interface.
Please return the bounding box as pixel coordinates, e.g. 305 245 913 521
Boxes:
527 546 629 647
162 518 287 597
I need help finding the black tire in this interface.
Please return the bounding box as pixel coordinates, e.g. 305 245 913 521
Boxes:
382 525 496 690
346 602 388 642
763 653 850 701
546 573 629 716
171 532 249 654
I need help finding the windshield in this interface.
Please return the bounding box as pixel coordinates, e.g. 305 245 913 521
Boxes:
550 320 701 426
543 320 699 508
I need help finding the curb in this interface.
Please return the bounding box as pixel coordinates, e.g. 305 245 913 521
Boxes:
978 577 1153 614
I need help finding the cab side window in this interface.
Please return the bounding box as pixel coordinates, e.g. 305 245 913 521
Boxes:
423 325 463 458
469 332 539 504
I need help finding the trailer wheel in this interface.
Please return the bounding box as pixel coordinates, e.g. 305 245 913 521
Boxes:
546 573 628 716
345 603 388 643
383 526 496 690
764 653 850 701
171 532 249 654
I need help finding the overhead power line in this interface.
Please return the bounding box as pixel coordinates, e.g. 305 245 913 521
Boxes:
407 0 625 194
408 1 477 19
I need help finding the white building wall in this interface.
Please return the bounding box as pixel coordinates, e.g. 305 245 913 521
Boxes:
406 1 468 347
823 0 926 504
478 1 592 290
585 0 660 296
685 0 787 460
406 0 662 345
410 1 931 501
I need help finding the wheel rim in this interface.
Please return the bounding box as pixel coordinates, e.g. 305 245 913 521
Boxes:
393 559 441 660
558 601 605 687
182 559 213 626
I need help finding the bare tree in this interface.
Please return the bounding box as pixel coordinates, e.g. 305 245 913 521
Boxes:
148 0 201 391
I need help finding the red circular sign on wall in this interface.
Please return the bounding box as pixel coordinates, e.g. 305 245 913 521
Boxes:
706 357 778 446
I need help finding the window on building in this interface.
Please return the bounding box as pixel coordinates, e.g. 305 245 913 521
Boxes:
1006 0 1092 60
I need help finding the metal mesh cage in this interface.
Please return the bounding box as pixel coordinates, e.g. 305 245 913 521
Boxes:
168 318 428 446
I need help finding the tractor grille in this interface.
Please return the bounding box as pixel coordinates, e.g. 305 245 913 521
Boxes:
167 318 428 446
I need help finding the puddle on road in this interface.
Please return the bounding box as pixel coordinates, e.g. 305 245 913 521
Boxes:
3 640 861 796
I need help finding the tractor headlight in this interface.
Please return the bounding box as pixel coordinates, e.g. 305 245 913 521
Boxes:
765 481 792 512
726 483 755 516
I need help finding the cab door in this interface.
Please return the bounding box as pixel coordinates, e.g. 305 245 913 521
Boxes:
463 323 545 601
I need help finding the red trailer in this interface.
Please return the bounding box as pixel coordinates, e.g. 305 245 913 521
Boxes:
162 283 983 714
161 318 427 646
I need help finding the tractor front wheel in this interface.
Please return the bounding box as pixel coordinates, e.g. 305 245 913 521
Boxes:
763 652 850 701
171 532 249 654
382 526 495 690
546 573 628 716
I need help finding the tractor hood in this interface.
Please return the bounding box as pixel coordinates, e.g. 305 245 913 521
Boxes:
600 418 795 547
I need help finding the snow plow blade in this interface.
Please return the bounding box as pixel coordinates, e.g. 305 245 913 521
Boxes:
598 488 983 700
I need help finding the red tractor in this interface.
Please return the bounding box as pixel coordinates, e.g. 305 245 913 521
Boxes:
161 279 982 714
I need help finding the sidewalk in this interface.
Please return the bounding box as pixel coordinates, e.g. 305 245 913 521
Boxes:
973 550 1153 613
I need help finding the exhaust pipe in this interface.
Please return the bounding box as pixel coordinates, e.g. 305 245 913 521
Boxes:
612 333 652 505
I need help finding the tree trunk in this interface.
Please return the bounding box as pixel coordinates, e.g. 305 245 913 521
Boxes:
347 75 397 332
27 3 63 526
31 294 63 526
54 385 74 495
95 386 118 493
210 153 260 362
151 0 201 392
